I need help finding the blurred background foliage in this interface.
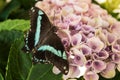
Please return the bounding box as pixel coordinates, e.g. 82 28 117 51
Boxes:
0 0 120 21
94 0 120 20
0 0 35 21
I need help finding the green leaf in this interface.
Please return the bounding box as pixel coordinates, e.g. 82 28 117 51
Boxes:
0 19 30 31
0 30 23 77
5 37 62 80
26 64 62 80
5 37 32 80
0 19 29 77
0 73 4 80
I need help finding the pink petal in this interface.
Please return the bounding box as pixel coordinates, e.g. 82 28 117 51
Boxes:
64 14 81 26
87 37 104 53
107 33 116 45
112 44 120 53
88 16 103 28
84 71 99 80
56 30 71 48
52 66 61 74
57 29 71 38
69 24 81 31
62 65 81 80
111 53 120 64
92 60 106 73
87 33 95 38
81 16 91 24
110 22 120 37
81 44 92 56
62 5 74 16
62 38 70 48
85 60 92 68
70 49 86 66
73 2 89 13
105 46 112 52
96 50 109 60
100 62 116 78
71 33 82 46
81 25 95 34
57 22 70 29
81 33 87 42
50 0 66 6
112 39 120 53
95 29 107 44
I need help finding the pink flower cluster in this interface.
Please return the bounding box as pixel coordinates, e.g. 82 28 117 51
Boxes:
35 0 120 80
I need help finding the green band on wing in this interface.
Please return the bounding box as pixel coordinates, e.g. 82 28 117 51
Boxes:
34 10 44 46
38 45 67 60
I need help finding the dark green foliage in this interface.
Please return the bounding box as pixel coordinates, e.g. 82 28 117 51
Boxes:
0 72 4 80
0 19 29 78
5 37 32 80
0 0 35 21
0 30 23 77
0 0 20 21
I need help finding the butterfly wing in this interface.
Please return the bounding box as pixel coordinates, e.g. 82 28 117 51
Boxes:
22 7 53 51
22 7 39 52
34 50 69 75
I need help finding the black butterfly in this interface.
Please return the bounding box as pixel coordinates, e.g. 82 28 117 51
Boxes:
22 7 69 75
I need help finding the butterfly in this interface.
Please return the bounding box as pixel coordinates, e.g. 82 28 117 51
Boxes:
22 6 69 75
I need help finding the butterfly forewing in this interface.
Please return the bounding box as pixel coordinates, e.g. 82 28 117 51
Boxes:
22 7 40 52
28 7 39 50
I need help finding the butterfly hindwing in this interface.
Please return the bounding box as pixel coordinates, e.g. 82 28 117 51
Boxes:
22 7 69 75
33 50 69 74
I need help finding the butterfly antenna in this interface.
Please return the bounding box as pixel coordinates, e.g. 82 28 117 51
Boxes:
52 10 56 26
51 10 58 32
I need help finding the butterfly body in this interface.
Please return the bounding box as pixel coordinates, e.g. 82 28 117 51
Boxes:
22 7 69 74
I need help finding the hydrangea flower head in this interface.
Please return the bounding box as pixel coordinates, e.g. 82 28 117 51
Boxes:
35 0 120 80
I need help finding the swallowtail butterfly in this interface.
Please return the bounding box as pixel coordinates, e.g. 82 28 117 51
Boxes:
22 6 69 75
